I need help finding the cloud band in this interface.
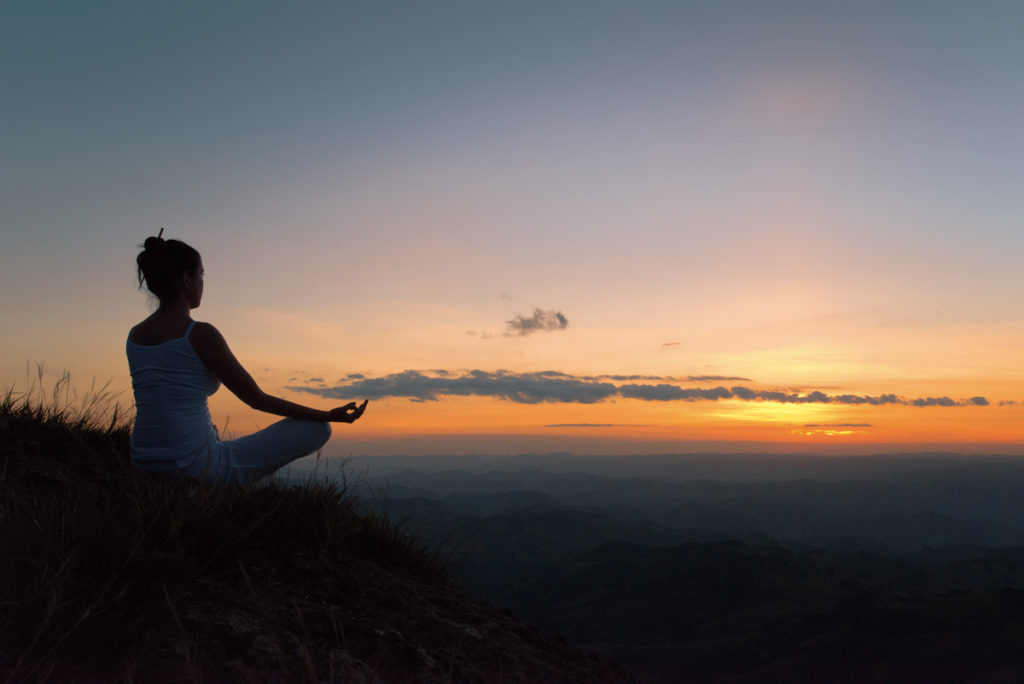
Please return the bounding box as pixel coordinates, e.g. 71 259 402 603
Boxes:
287 370 987 408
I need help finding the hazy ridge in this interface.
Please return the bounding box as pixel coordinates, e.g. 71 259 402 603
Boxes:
347 452 1024 681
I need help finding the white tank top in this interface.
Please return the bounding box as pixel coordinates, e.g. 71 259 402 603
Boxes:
126 320 221 469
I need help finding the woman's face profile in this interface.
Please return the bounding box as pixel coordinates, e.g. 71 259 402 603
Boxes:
186 260 204 309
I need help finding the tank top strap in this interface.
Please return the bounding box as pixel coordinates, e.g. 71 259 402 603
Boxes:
184 319 199 344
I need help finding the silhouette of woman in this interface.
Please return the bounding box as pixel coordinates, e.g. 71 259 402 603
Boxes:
126 229 367 485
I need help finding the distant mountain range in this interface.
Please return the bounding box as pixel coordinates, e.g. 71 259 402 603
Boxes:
345 456 1024 681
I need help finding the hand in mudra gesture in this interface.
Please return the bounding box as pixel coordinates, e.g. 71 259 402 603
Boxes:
328 400 368 423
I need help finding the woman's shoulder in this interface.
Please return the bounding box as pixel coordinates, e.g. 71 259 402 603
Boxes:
129 315 191 346
187 321 228 351
187 321 238 371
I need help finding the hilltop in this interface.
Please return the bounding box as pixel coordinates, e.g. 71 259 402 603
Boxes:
0 390 630 683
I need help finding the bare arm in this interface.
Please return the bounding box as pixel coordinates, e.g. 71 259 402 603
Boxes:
189 322 367 423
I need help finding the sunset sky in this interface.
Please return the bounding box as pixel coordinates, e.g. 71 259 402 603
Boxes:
2 1 1022 457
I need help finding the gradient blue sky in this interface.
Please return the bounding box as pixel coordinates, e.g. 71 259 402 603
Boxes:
3 1 1023 454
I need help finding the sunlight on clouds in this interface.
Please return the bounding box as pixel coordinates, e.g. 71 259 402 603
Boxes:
792 428 866 439
711 401 839 425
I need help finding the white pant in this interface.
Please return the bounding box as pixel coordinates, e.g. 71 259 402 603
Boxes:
164 419 331 486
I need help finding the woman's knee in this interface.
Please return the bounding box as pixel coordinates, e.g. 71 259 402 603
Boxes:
311 420 331 448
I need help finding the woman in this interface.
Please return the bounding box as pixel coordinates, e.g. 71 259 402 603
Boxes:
126 230 367 485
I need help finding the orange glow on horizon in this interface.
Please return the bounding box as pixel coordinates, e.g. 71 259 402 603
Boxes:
203 387 1024 453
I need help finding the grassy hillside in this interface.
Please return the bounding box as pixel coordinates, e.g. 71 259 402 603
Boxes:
0 375 629 683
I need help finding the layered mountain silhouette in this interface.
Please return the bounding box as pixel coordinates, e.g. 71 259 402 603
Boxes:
363 460 1024 682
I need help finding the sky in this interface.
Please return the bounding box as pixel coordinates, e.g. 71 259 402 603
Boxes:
2 1 1023 457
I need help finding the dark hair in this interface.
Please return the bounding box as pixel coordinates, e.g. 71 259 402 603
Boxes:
136 229 202 301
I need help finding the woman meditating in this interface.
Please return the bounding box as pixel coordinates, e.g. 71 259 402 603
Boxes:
127 230 367 485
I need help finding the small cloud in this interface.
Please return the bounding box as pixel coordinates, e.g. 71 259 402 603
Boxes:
968 396 989 406
831 393 900 405
687 375 753 383
544 423 656 428
505 308 569 336
618 384 734 401
308 377 324 383
1000 400 1018 406
911 396 956 407
662 341 680 347
804 423 874 428
588 374 671 382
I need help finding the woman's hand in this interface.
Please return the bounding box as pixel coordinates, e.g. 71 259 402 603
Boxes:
327 400 368 423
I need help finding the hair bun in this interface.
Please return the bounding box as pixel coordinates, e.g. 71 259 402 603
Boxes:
143 227 166 251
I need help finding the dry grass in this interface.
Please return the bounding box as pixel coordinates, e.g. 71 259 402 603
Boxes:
0 367 449 683
1 363 132 436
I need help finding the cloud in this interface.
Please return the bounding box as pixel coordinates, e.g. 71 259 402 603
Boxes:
804 423 874 428
910 397 956 407
617 385 901 405
288 369 990 409
618 384 734 401
831 393 900 405
662 341 680 347
586 374 674 382
686 375 754 383
505 308 569 336
291 369 616 404
544 423 656 428
731 386 756 400
583 373 753 383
